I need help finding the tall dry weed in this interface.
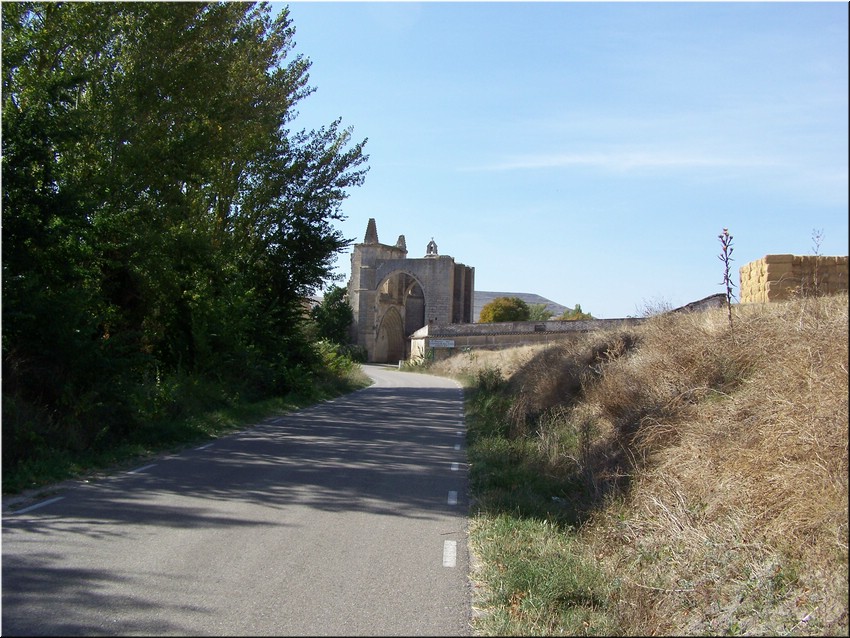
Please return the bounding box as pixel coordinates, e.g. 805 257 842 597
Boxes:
504 332 641 439
585 293 848 635
428 344 548 382
444 292 848 634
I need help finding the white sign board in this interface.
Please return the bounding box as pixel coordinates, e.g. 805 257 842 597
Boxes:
429 339 455 348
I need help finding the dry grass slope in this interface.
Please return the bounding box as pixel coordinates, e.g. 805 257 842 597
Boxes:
433 293 848 635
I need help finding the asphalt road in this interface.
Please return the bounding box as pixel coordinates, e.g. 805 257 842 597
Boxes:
2 365 472 636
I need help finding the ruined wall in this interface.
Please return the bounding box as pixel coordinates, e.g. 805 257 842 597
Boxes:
739 255 848 304
348 218 475 362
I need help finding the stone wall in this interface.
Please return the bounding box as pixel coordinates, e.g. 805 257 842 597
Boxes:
739 255 848 304
409 318 643 362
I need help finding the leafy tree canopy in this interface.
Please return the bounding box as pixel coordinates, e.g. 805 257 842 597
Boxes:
559 304 594 321
527 303 554 321
479 297 531 323
309 285 353 345
2 1 369 468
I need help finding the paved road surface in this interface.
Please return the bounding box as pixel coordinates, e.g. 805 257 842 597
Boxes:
2 365 471 636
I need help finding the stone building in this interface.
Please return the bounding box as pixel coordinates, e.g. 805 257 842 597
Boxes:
347 218 475 363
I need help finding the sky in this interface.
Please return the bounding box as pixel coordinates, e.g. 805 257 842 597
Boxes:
277 1 848 319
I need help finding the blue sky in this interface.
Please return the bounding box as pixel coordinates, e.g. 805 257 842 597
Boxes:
278 1 848 318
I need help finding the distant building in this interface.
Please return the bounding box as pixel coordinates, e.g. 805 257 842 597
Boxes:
345 219 580 362
347 219 475 363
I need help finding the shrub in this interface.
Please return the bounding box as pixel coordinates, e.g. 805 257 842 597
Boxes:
309 285 354 345
313 339 355 377
558 304 594 321
479 297 531 322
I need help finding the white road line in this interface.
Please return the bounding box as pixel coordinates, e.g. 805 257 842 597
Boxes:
127 463 157 474
456 431 463 437
447 490 458 505
451 462 459 471
442 540 457 567
196 443 214 450
454 443 461 451
12 497 64 515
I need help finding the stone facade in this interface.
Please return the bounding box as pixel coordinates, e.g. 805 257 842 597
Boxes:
739 254 848 304
347 218 475 363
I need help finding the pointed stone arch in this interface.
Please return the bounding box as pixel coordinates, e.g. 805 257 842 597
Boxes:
374 305 404 363
404 279 426 337
370 270 427 363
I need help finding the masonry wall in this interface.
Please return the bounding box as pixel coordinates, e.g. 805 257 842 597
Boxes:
348 241 408 351
739 254 848 304
409 318 643 361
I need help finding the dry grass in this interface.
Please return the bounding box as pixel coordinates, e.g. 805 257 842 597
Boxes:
430 343 551 381
432 293 848 635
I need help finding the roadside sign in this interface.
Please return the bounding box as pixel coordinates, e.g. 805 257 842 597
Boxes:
429 339 455 348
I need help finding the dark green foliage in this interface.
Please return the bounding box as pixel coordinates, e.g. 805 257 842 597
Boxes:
527 303 554 321
2 2 369 481
339 344 367 363
479 296 531 323
309 285 354 345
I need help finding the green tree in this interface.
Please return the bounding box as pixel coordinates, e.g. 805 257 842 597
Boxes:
479 297 531 323
309 285 354 345
2 2 369 467
527 303 554 321
558 304 594 321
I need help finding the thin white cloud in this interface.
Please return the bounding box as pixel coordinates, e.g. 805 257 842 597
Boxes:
462 150 788 173
459 97 845 176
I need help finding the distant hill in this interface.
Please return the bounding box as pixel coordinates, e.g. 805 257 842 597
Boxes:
474 291 569 323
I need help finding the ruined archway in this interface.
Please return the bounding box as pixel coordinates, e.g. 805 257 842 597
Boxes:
347 219 474 362
404 280 425 337
371 271 426 363
374 305 404 363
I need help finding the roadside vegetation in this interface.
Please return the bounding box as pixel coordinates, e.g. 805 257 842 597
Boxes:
2 4 369 494
3 311 371 495
428 292 848 635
